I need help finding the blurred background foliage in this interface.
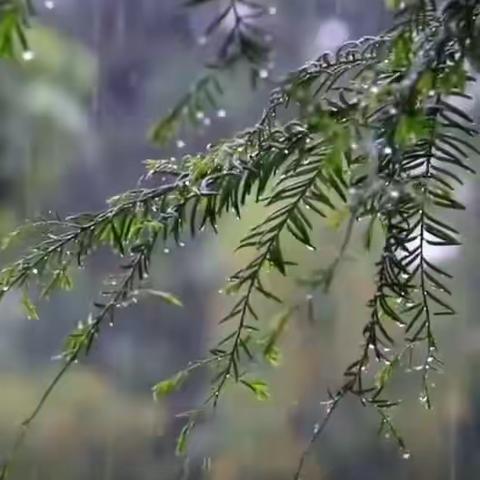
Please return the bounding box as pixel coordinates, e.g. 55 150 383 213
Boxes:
0 0 479 479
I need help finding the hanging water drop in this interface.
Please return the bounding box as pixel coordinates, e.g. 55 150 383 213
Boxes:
259 69 269 79
22 50 35 62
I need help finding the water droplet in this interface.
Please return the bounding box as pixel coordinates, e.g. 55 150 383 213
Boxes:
176 139 186 149
389 189 400 199
313 423 320 434
196 111 205 120
22 50 35 62
163 248 170 254
202 456 212 471
44 0 55 9
197 36 207 46
371 85 379 94
402 451 411 460
259 69 269 79
217 109 227 118
384 146 393 155
109 321 114 327
268 6 277 15
203 117 211 126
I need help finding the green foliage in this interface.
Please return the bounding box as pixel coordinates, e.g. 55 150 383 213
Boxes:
2 0 480 479
0 0 32 59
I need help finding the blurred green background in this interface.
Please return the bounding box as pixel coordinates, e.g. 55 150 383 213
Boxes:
0 0 479 479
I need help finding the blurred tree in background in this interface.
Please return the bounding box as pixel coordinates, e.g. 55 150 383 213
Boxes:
0 1 480 480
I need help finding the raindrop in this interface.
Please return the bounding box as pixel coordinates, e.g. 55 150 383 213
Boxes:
217 109 227 118
44 0 55 9
402 451 411 460
259 69 269 79
176 140 186 149
313 423 320 434
389 189 400 199
203 117 211 126
22 50 35 62
202 457 212 472
384 146 393 155
196 111 205 120
163 248 170 254
197 36 207 46
268 6 277 15
32 268 39 275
